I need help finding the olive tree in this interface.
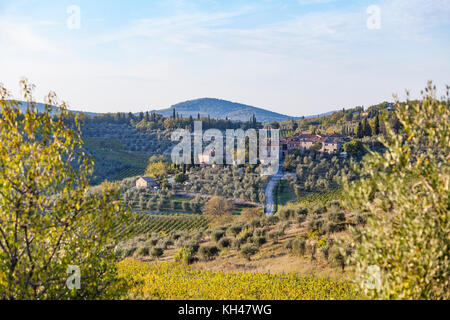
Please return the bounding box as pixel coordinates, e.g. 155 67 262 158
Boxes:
343 82 449 299
0 80 128 299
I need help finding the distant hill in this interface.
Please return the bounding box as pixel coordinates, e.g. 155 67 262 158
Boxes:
12 101 98 117
8 99 336 122
151 98 301 123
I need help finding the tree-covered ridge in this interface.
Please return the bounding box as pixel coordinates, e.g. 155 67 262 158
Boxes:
153 97 299 123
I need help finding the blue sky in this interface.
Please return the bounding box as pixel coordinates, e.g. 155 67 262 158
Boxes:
0 0 449 116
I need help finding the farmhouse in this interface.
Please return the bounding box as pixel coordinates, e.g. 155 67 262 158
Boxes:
198 149 216 165
136 177 159 190
281 133 343 156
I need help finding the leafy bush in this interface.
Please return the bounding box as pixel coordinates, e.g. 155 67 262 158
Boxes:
295 206 309 216
218 237 232 249
240 244 259 261
227 224 243 237
297 215 306 224
284 239 293 251
320 245 330 261
253 228 267 237
345 83 450 299
174 248 195 265
198 245 219 261
151 247 164 259
266 215 280 225
268 230 282 243
330 246 347 271
183 240 200 254
174 173 188 183
307 213 324 233
306 240 317 260
232 237 246 250
135 246 150 257
250 236 267 247
212 230 226 242
291 238 307 256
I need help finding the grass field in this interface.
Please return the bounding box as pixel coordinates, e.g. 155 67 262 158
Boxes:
277 179 297 206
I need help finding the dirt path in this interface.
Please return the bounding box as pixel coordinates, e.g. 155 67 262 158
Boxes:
264 160 285 215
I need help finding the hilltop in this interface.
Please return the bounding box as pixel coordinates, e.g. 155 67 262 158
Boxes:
14 101 98 117
152 98 300 123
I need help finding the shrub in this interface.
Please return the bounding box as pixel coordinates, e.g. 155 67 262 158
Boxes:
240 244 259 261
266 215 280 225
232 237 246 250
327 200 341 211
320 245 330 261
307 213 324 233
306 240 317 260
174 173 188 184
284 239 293 251
317 237 328 248
294 206 308 216
183 240 200 254
250 236 267 247
351 212 367 226
253 228 267 237
278 208 291 220
150 247 164 259
297 215 306 224
227 224 243 237
279 221 291 234
291 238 306 256
114 247 125 259
123 247 137 258
239 230 254 241
268 230 282 243
174 248 195 265
198 245 219 261
212 230 226 242
218 237 232 249
248 218 261 230
327 211 346 224
330 246 346 271
135 246 150 257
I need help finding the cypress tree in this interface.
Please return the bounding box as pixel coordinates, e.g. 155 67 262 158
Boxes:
356 122 363 138
373 114 380 135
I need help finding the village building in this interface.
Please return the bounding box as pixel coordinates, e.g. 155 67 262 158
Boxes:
136 177 159 191
198 149 216 165
281 133 344 156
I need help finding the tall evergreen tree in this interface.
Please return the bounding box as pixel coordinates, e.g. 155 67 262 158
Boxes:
372 114 380 135
363 118 372 137
356 122 363 138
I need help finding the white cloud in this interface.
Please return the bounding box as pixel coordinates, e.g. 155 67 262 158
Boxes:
0 18 62 55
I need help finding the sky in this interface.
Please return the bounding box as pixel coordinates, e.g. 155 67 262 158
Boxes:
0 0 449 116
